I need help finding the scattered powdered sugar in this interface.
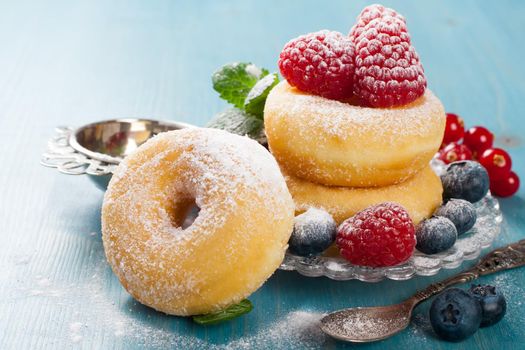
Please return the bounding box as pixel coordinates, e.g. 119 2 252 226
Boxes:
19 257 326 349
455 236 480 254
411 255 441 269
69 322 84 343
36 277 52 287
223 311 326 350
11 254 32 265
244 63 262 78
491 273 525 331
324 260 349 272
29 276 64 297
407 313 432 344
102 128 294 314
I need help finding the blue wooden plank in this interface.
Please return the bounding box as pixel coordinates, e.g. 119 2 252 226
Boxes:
0 0 524 349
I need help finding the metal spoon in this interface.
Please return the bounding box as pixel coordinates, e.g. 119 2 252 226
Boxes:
321 239 525 343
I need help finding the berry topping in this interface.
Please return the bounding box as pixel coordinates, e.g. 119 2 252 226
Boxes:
441 113 465 147
463 126 494 158
478 148 512 181
288 208 337 256
336 202 415 267
415 216 457 254
434 199 477 235
278 30 355 100
349 4 405 41
352 8 426 107
441 161 490 203
490 170 520 197
438 142 473 164
468 284 507 327
430 288 482 342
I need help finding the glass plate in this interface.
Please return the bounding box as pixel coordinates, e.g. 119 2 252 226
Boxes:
279 160 503 282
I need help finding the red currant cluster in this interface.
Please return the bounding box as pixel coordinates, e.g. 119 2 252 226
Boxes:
438 113 520 197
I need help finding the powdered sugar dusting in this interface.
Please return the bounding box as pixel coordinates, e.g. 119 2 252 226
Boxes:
102 128 294 315
245 63 262 78
267 81 444 143
264 81 445 186
323 310 409 341
69 322 84 343
244 74 277 105
224 311 326 349
294 207 335 228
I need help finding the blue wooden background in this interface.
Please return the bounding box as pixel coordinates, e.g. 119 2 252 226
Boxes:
0 0 524 349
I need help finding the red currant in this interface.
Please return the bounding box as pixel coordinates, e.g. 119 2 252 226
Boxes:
438 142 473 164
441 113 465 148
479 148 512 181
463 126 494 158
490 171 520 197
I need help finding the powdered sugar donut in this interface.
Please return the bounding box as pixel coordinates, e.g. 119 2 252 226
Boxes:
286 165 442 225
102 128 294 316
264 81 446 187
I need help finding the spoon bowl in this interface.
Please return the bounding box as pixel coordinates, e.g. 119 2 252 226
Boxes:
320 301 413 342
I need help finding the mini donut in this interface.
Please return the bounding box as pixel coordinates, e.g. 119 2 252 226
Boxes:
285 165 443 225
264 81 446 187
102 128 294 316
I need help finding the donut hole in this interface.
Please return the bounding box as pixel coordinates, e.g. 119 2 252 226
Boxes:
181 201 200 230
170 196 201 230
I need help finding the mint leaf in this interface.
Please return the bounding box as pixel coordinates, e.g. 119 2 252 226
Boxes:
206 107 264 140
244 73 279 119
212 63 268 109
192 299 253 325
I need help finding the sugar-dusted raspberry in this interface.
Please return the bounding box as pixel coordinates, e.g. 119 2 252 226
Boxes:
353 13 426 107
349 4 406 41
336 202 416 267
278 30 355 100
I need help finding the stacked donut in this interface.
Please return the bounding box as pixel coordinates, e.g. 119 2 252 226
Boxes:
265 82 445 224
265 5 446 225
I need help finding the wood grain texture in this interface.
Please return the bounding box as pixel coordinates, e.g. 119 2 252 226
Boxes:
0 0 524 349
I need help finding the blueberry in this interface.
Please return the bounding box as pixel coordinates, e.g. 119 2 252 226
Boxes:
434 199 477 235
415 216 457 254
441 161 489 203
468 284 507 327
288 208 336 256
430 288 482 342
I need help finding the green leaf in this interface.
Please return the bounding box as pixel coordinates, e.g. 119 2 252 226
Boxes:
206 107 264 140
244 73 279 119
212 63 268 109
192 299 253 325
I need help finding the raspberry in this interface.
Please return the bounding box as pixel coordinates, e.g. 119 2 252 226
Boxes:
278 30 355 100
336 202 416 267
353 12 426 107
349 4 406 41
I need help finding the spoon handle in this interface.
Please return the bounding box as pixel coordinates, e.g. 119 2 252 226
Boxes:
410 239 525 305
